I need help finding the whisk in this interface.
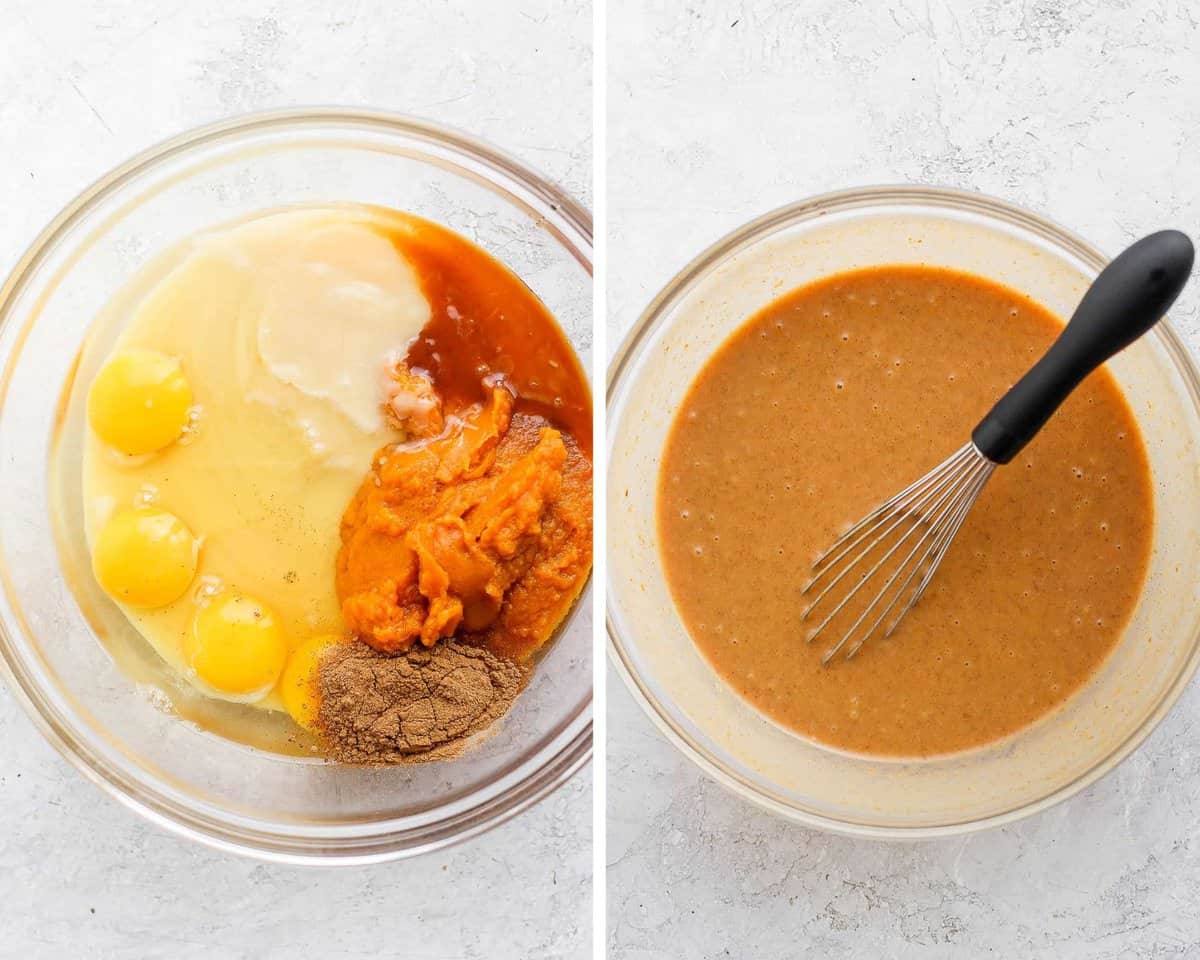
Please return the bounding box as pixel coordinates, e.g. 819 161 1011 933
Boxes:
802 230 1195 664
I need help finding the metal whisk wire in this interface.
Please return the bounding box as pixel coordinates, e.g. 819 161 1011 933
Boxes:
798 230 1194 666
801 443 995 664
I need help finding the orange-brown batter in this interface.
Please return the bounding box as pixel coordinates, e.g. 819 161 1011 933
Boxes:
659 266 1153 757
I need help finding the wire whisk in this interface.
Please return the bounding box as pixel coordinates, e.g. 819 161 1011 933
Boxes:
801 443 995 664
802 230 1194 664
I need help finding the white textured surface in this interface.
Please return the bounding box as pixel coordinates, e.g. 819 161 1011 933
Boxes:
608 1 1200 957
0 2 590 958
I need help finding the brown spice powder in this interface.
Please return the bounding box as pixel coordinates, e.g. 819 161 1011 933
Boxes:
316 640 529 764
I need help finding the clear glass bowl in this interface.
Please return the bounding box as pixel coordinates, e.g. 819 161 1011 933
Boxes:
0 109 592 863
607 185 1200 838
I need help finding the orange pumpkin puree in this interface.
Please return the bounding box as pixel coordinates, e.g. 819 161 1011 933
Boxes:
335 214 592 661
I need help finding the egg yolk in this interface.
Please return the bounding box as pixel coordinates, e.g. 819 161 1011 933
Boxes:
93 508 198 608
88 349 193 455
186 593 288 699
278 634 338 730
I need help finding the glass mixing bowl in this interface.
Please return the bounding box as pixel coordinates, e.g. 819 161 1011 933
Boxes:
607 185 1200 838
0 109 592 863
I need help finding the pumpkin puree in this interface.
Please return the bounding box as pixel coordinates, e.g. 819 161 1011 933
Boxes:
337 381 591 660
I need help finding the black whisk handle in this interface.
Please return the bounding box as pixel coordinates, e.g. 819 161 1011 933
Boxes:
973 230 1194 464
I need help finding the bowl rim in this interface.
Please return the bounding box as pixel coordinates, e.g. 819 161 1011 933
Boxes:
0 107 593 865
606 183 1200 839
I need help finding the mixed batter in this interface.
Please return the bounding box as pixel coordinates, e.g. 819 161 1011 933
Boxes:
659 266 1153 757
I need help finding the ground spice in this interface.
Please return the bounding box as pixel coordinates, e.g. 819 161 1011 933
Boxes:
316 640 529 764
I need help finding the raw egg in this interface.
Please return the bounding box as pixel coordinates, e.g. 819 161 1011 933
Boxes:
186 592 288 701
278 634 338 730
87 348 192 455
92 508 199 608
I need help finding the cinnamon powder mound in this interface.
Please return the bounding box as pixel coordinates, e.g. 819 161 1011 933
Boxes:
316 640 529 764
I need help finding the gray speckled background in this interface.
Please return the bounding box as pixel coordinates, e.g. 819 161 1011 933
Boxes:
607 1 1200 957
0 2 591 958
